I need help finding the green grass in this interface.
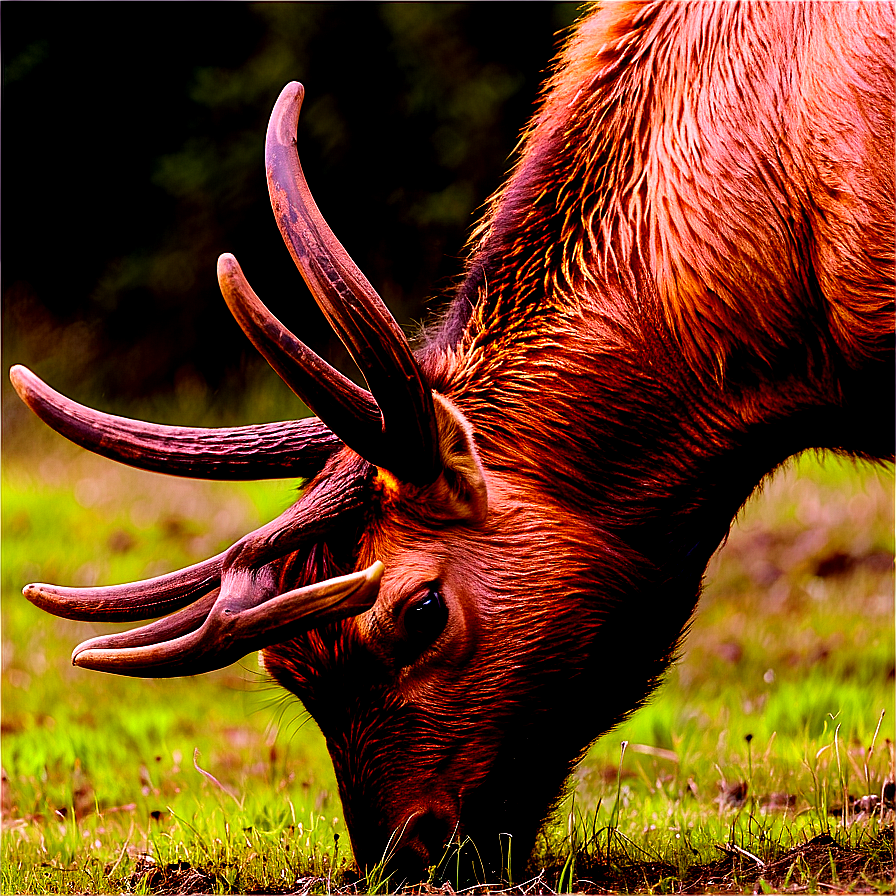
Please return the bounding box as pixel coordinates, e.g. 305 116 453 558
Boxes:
2 446 347 894
2 442 893 894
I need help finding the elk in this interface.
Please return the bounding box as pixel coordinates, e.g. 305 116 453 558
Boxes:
11 0 894 885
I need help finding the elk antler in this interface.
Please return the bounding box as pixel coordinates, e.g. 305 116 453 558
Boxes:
69 564 382 677
10 82 444 678
9 365 340 480
23 467 380 677
12 83 440 487
261 82 441 485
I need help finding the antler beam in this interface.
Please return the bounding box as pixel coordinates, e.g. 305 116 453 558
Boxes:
264 82 441 485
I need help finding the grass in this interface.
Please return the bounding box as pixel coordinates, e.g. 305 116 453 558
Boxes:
2 434 893 894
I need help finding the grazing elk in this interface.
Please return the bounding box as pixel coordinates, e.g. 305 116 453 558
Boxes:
11 0 894 884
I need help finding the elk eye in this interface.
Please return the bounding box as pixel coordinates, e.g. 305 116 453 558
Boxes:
402 585 447 646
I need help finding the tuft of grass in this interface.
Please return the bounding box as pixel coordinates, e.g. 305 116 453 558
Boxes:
2 444 893 893
2 443 348 894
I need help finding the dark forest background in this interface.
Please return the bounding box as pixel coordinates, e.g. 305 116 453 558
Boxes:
3 2 581 434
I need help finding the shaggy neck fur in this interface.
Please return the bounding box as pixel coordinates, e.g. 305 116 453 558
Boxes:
424 0 893 578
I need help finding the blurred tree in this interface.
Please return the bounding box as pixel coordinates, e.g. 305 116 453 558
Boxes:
2 3 581 423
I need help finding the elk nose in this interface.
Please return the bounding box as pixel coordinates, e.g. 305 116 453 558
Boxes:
386 808 455 884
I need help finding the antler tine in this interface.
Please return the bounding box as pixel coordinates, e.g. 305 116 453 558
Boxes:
71 589 221 655
25 459 368 626
265 82 441 486
218 253 392 467
10 365 340 481
72 563 383 678
23 551 224 622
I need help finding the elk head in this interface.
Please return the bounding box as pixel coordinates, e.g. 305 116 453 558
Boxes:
11 82 653 882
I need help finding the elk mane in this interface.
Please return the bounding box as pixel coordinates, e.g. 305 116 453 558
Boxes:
434 2 890 391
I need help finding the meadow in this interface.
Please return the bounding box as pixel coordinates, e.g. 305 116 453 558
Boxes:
2 427 893 894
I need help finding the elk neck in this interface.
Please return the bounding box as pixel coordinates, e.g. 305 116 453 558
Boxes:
420 0 893 594
425 284 855 603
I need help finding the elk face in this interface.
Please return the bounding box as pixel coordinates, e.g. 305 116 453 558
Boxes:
262 451 647 883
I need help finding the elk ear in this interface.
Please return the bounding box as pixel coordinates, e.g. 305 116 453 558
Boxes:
428 393 488 523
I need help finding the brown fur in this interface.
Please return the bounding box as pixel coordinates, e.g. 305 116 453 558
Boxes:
265 1 894 882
